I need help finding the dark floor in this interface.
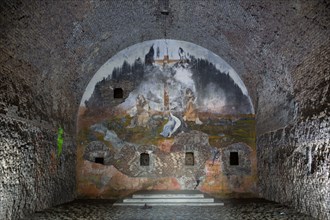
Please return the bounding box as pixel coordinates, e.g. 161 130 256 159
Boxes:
25 198 315 220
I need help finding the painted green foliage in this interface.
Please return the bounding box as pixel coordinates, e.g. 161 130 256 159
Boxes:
57 127 64 157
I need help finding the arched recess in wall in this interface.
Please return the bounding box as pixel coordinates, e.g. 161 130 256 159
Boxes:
76 39 257 198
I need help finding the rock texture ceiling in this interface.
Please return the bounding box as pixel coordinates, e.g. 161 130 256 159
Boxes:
1 0 328 134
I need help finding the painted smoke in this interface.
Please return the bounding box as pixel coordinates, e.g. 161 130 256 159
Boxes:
84 46 253 117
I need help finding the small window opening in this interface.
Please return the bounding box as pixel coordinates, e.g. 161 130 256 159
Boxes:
95 157 104 165
185 152 194 166
140 153 150 166
230 152 239 165
114 88 123 99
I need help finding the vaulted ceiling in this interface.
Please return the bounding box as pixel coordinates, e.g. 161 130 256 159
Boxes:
1 0 329 135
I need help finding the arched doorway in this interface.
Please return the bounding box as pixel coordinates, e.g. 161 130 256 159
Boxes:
77 39 256 198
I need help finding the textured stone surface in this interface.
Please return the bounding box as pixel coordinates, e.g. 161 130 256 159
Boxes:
257 45 330 220
258 120 330 220
83 141 113 164
0 115 76 219
0 0 329 219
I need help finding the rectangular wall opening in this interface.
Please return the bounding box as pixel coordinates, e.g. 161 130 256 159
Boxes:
185 152 194 166
230 152 239 165
140 153 150 166
114 88 123 99
95 157 104 165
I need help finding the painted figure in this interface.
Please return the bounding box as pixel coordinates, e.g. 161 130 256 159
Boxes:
160 112 181 137
128 94 150 128
183 89 203 124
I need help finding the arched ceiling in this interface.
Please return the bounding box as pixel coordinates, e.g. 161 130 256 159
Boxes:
0 0 329 135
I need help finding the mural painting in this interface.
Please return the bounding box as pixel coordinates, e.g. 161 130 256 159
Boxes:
77 40 257 198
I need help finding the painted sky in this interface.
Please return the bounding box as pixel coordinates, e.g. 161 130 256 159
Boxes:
80 39 253 113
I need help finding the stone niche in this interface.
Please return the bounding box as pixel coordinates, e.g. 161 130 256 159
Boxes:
81 130 211 179
140 152 150 166
132 145 157 176
84 80 135 111
222 143 252 175
185 152 195 166
83 141 113 165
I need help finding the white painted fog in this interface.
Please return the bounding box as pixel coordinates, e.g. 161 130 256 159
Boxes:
80 39 254 113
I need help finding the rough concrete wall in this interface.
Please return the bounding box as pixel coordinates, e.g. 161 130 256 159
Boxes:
0 52 77 219
0 115 76 219
257 45 330 220
0 3 78 218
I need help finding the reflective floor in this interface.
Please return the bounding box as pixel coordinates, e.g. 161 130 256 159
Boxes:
25 198 315 220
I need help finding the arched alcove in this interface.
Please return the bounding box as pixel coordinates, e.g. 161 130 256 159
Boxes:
77 39 257 198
